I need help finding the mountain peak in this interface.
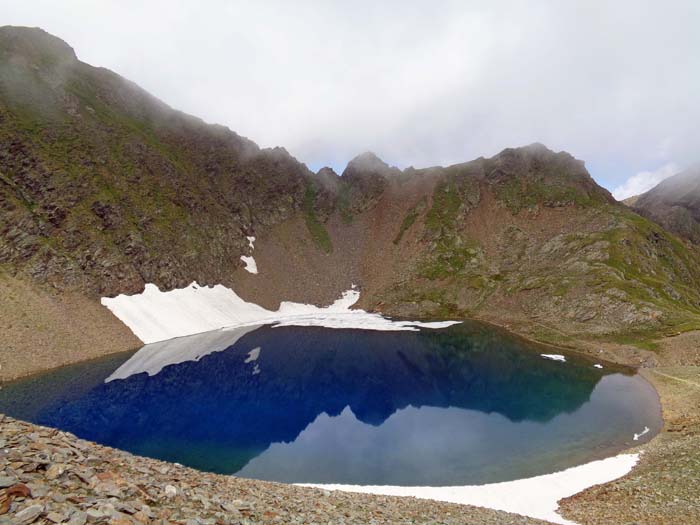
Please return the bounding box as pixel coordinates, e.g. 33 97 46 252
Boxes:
0 26 77 65
317 167 339 178
634 165 700 243
343 152 400 178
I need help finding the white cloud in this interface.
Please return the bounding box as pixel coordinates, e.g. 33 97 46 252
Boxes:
1 1 699 188
612 163 679 201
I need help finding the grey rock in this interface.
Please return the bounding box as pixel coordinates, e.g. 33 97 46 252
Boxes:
113 503 136 515
0 476 17 488
86 508 108 523
66 511 87 525
46 511 68 523
46 463 67 480
14 505 44 525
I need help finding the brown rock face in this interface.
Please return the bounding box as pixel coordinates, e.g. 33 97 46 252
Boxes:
2 26 700 380
633 166 700 244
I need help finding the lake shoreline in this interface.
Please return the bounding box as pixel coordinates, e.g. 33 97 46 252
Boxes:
2 318 698 523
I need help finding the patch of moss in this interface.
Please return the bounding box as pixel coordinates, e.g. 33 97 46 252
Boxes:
336 183 354 224
303 184 333 253
420 177 484 279
425 188 460 232
591 331 661 352
393 197 426 245
0 170 36 211
393 286 470 318
530 327 577 348
494 177 594 213
596 209 700 314
419 237 483 280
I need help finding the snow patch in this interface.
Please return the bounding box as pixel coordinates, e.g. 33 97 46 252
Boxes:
101 283 461 344
301 453 640 525
244 347 261 363
541 354 567 362
594 364 603 369
633 426 650 441
240 255 258 274
240 236 258 273
105 324 261 381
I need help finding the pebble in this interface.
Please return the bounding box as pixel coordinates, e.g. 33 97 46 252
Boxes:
46 464 67 480
66 510 87 525
46 511 68 523
0 476 17 488
14 504 44 525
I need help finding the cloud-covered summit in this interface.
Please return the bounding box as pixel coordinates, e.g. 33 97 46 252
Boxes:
2 1 698 191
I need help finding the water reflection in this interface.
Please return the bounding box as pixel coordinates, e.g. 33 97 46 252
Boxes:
0 323 661 485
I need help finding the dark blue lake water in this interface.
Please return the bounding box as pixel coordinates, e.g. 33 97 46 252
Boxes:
0 322 661 486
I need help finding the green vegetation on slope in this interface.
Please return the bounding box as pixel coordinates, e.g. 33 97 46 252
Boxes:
303 184 333 253
0 27 315 296
420 173 484 279
393 197 426 245
494 177 596 213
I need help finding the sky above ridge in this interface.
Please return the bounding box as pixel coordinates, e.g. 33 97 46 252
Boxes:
2 1 699 199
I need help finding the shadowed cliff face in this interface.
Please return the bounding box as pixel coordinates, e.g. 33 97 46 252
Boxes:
633 166 700 245
2 25 700 352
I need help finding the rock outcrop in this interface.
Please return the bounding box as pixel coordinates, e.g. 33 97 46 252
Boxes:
632 166 700 244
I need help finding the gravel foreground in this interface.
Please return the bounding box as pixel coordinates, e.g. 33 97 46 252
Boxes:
0 415 549 525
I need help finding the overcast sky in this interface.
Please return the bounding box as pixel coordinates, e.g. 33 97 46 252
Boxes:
2 1 699 199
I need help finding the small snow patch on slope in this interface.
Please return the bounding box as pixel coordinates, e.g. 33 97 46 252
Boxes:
541 354 566 362
240 255 258 274
633 426 650 441
240 236 258 274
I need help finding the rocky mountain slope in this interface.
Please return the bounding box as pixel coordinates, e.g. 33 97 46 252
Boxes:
2 26 700 380
0 26 322 298
631 166 700 245
304 145 700 348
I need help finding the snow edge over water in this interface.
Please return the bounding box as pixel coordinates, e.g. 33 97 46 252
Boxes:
101 282 461 344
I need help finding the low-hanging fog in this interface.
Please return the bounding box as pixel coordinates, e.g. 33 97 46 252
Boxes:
2 0 699 199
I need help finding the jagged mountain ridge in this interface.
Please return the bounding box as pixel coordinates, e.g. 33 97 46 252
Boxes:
632 166 700 244
0 26 333 296
2 26 700 380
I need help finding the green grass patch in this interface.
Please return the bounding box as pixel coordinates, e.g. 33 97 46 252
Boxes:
393 197 426 245
336 183 354 224
494 177 594 214
303 184 333 253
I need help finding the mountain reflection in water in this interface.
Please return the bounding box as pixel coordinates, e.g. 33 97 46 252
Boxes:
0 322 661 485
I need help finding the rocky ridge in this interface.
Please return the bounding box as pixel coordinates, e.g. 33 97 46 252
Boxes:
632 166 700 245
0 26 321 298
